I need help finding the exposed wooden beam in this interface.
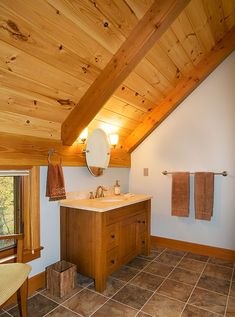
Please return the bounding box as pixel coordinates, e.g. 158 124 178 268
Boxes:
61 0 190 145
0 132 130 167
124 27 235 152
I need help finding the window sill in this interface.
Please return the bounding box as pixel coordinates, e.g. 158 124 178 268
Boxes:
0 246 43 263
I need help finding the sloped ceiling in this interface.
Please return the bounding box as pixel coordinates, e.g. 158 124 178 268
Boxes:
0 0 234 165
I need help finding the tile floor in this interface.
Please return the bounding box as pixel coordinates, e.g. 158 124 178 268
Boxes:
1 246 234 317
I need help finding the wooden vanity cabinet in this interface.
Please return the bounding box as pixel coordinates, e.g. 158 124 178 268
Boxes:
60 200 151 292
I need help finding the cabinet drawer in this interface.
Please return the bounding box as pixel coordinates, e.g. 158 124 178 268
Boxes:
105 223 119 251
105 201 147 225
106 247 119 275
137 212 147 233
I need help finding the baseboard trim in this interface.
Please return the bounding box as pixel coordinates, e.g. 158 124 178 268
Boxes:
151 236 235 261
3 271 45 308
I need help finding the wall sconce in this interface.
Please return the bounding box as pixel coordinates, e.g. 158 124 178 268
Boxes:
79 127 88 144
109 134 119 148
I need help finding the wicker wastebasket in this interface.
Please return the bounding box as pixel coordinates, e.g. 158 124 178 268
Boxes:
46 260 77 298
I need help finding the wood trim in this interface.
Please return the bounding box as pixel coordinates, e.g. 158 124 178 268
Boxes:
151 236 235 261
2 271 45 309
61 0 190 145
125 27 235 152
0 132 131 167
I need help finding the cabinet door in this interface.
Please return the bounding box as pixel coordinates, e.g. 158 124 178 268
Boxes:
119 215 138 264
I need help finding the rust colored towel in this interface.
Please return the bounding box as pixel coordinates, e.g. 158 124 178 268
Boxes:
172 172 190 217
194 172 214 221
46 163 66 201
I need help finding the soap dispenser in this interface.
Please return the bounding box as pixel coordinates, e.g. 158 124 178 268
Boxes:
114 180 120 195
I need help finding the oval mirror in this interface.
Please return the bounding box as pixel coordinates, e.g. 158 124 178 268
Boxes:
85 128 110 177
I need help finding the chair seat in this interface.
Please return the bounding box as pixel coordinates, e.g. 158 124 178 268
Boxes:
0 263 31 306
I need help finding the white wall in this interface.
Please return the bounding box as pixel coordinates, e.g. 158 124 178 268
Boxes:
130 52 235 250
29 166 129 276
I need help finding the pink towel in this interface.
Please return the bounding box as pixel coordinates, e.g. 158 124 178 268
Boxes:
172 172 190 217
194 172 214 221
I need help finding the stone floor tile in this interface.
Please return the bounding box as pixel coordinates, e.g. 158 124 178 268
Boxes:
198 275 230 295
130 272 164 291
151 246 165 253
77 273 94 287
111 266 139 282
142 293 184 317
92 299 138 317
136 312 153 317
156 253 182 266
157 279 193 302
181 304 219 316
112 284 153 310
226 296 235 317
169 267 200 285
41 285 83 304
185 252 209 262
230 281 235 298
45 306 79 317
188 287 227 315
208 257 234 268
165 248 186 257
203 264 233 281
63 289 107 317
88 277 125 297
8 294 58 317
138 250 160 261
126 257 151 270
177 258 206 273
144 261 174 277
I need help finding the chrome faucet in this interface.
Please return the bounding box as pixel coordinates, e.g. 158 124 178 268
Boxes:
95 186 106 198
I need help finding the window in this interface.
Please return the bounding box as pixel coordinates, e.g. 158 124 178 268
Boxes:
0 166 41 262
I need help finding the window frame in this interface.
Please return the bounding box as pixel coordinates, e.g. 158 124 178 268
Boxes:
0 166 41 262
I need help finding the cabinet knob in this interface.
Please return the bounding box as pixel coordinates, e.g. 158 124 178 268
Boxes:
142 240 145 244
142 221 146 224
110 259 115 264
111 234 115 239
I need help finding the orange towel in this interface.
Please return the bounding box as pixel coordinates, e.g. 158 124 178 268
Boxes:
46 163 66 201
172 172 190 217
194 172 214 221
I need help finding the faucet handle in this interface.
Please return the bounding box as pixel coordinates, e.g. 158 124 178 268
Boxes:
89 191 94 199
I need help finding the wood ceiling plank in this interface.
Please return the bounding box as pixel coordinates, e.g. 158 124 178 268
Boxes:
47 0 125 54
95 108 139 131
171 11 206 65
202 0 226 43
124 27 235 152
94 0 138 37
0 40 89 98
0 111 61 140
0 6 100 85
134 58 173 95
0 67 77 109
0 0 112 70
124 72 165 103
0 132 131 167
222 0 235 31
146 43 183 84
159 27 194 75
114 85 155 112
88 119 132 138
61 0 191 145
124 0 154 19
0 86 70 123
104 97 146 123
185 0 215 51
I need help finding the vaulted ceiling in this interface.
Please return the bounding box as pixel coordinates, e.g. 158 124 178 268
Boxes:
0 0 234 166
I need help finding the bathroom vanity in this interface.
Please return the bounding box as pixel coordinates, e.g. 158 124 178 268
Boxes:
60 195 151 292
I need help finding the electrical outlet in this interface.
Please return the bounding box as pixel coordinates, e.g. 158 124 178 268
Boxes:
143 168 149 176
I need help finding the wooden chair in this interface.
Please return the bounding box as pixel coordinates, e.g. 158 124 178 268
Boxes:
0 234 31 317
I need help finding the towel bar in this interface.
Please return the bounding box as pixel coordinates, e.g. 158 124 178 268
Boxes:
162 171 227 176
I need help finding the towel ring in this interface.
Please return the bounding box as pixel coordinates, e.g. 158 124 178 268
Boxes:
48 149 62 164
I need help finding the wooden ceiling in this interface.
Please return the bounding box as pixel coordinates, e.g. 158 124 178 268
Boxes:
0 0 234 166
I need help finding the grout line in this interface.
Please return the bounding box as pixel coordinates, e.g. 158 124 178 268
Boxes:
189 303 224 316
178 257 210 317
133 251 188 316
223 265 235 317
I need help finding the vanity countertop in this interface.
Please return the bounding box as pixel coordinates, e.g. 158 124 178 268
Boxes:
60 194 152 212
